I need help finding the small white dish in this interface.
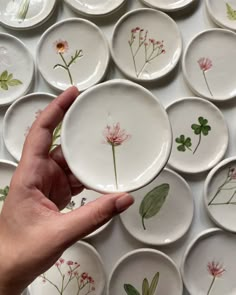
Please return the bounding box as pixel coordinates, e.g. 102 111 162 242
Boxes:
3 93 56 162
182 228 236 295
64 0 126 16
204 157 236 233
62 189 112 238
0 0 57 30
166 97 228 174
37 18 110 92
120 168 194 245
140 0 196 12
108 248 183 295
111 8 182 82
0 33 34 106
61 79 172 193
0 160 17 213
183 29 236 101
206 0 236 32
30 241 106 295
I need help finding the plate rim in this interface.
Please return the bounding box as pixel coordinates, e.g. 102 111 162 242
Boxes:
139 0 197 12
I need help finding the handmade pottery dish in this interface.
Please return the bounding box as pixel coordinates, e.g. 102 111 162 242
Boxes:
0 160 17 213
183 29 236 101
204 157 236 233
182 228 236 295
0 0 57 30
61 79 172 193
0 33 34 106
3 93 56 162
120 168 194 245
30 241 106 295
140 0 196 12
108 248 183 295
111 8 182 82
64 0 126 16
206 0 236 31
37 18 110 92
166 97 229 174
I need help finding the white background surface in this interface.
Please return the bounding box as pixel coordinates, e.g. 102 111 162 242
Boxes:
1 0 236 294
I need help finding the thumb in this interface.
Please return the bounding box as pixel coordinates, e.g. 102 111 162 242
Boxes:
58 192 134 247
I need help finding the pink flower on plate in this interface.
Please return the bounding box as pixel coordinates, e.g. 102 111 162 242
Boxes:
198 57 213 72
207 261 225 278
67 260 74 266
103 123 131 147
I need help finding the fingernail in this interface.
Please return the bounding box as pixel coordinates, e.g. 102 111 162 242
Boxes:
115 193 134 213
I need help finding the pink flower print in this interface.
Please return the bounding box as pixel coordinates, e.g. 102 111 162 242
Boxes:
81 272 88 280
67 260 74 266
59 258 65 264
207 261 225 295
198 57 213 96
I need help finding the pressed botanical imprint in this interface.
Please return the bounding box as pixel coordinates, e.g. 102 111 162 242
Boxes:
176 116 211 154
198 58 213 96
0 70 22 91
16 0 30 22
128 27 166 78
66 197 86 211
139 184 170 230
0 186 9 202
124 272 160 295
40 257 95 295
206 261 225 295
103 122 131 189
53 40 83 85
226 3 236 20
208 167 236 206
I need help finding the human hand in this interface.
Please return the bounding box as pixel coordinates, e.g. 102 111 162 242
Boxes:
0 87 134 295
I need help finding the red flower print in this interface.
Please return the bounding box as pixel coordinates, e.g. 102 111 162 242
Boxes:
198 57 212 72
81 272 88 280
207 261 225 278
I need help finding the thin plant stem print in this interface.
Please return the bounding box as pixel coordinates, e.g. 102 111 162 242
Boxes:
124 272 160 295
0 70 22 91
103 122 131 189
175 116 211 154
40 258 96 295
16 0 30 22
139 184 170 230
208 167 236 206
226 3 236 20
128 27 166 78
53 40 83 85
198 58 213 97
0 186 9 202
207 261 225 295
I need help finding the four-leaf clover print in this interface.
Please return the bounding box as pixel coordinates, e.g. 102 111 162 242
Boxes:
175 116 211 155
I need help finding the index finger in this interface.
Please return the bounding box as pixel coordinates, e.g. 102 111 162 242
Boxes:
22 86 79 158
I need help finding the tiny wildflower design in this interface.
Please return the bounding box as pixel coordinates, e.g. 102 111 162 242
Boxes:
53 40 83 85
207 261 225 295
103 123 131 189
40 258 95 295
208 167 236 206
128 27 166 78
198 57 213 97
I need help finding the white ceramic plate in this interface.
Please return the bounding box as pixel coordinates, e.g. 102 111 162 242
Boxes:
64 0 126 16
206 0 236 31
108 248 183 295
0 0 57 30
0 33 34 106
120 168 194 245
166 97 228 174
62 189 112 238
0 160 17 213
140 0 196 12
30 241 106 295
37 18 110 92
3 93 56 162
61 79 172 193
183 29 236 101
204 157 236 233
111 8 182 82
182 228 236 295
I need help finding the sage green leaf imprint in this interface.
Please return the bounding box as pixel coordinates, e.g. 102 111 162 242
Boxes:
0 186 9 202
139 183 170 230
124 284 141 295
142 278 149 295
0 70 23 91
149 272 160 295
175 135 192 152
226 3 236 20
50 122 62 152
